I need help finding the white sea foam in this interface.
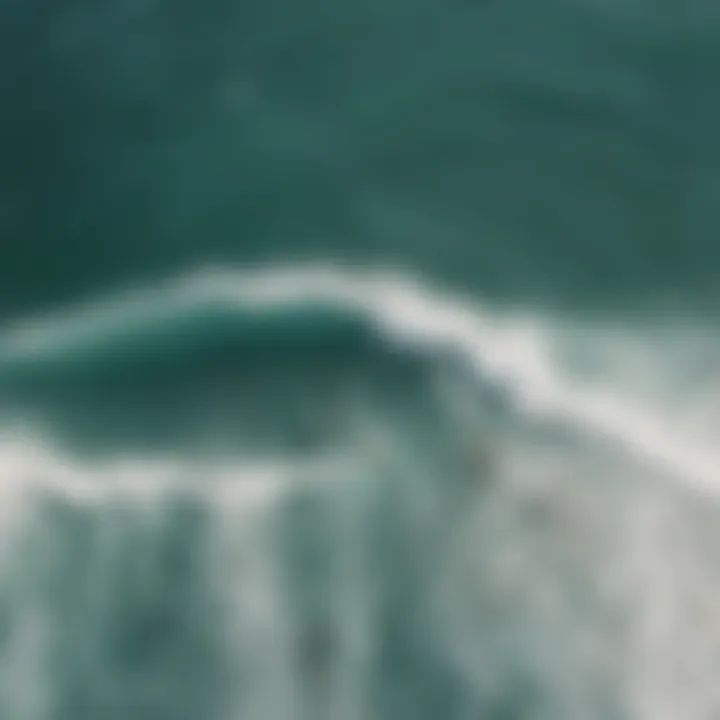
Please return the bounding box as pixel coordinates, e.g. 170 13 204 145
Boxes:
2 267 720 719
1 263 717 495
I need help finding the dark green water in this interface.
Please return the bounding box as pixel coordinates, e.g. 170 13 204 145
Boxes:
2 1 720 718
3 0 720 317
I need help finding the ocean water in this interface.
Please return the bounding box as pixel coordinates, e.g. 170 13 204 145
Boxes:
2 1 720 718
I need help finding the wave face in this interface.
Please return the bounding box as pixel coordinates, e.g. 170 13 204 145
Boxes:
1 267 720 719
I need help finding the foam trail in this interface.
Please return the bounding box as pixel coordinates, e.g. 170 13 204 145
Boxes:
0 430 353 512
1 264 718 494
0 415 472 720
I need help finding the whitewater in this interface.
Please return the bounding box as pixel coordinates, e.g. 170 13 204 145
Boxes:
1 266 720 719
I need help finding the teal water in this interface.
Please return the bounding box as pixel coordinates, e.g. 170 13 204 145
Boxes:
3 0 720 316
2 1 720 719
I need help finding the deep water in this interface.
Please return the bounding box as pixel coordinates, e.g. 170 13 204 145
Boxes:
3 0 720 316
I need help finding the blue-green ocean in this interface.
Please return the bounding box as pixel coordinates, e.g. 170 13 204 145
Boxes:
2 1 720 718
